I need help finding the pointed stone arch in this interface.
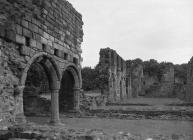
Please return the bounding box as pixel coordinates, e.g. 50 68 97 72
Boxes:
59 64 82 112
17 52 62 124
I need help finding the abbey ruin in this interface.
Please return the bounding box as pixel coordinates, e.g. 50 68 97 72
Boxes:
98 48 191 102
0 0 193 139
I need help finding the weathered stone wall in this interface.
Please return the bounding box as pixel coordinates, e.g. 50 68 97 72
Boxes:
99 48 127 102
160 65 175 97
126 61 144 98
143 65 175 97
98 48 178 100
0 0 83 124
98 48 146 102
186 57 193 102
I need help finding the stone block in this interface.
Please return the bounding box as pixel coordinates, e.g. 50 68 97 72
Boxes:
30 39 37 48
32 18 37 25
5 30 16 42
29 48 36 57
49 35 54 42
36 42 42 50
45 45 52 54
22 28 32 38
16 24 23 35
33 25 39 33
35 33 41 42
38 28 43 36
21 20 28 28
48 40 53 47
16 35 25 45
43 32 49 39
49 48 54 55
41 37 48 45
0 27 5 37
19 46 30 56
28 22 33 31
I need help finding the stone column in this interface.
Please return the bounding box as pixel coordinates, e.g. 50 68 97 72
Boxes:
73 88 81 111
50 89 60 125
15 85 26 124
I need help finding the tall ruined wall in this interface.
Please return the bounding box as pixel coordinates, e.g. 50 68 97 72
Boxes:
126 60 144 98
0 0 83 124
160 65 175 97
186 57 193 102
99 48 127 102
143 64 174 97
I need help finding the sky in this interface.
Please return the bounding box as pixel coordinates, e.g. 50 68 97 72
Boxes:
68 0 193 67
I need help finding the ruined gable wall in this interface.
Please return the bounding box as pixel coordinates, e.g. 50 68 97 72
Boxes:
0 0 83 124
99 48 127 102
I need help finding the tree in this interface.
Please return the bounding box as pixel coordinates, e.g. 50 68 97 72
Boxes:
81 67 97 91
94 64 109 94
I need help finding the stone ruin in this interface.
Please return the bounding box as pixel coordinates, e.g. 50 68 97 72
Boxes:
98 48 145 102
126 60 144 97
186 57 193 102
143 64 175 97
98 48 192 102
99 48 127 102
0 0 83 125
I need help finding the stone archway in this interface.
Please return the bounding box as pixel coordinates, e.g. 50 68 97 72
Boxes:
18 52 61 124
23 62 51 116
59 65 81 113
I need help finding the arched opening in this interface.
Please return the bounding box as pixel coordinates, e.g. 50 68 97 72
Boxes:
22 54 60 119
59 70 75 112
23 62 51 116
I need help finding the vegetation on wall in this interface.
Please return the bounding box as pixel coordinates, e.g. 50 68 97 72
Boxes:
174 64 187 84
81 58 187 93
81 64 109 93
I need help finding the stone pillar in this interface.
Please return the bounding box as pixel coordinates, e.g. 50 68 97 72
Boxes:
50 89 60 125
73 88 81 111
15 85 26 124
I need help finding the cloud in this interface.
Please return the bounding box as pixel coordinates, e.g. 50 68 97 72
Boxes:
69 0 193 67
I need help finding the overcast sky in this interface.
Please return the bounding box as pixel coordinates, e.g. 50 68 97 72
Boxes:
68 0 193 67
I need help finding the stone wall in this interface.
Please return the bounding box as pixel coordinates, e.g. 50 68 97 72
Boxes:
98 48 177 101
143 64 175 97
99 48 127 102
0 0 83 125
126 60 144 98
98 48 146 102
186 57 193 102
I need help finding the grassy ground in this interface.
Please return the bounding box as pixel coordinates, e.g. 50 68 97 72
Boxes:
112 97 184 105
27 117 193 139
26 98 193 139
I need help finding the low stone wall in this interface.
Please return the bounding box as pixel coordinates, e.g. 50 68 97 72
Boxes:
80 93 107 111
